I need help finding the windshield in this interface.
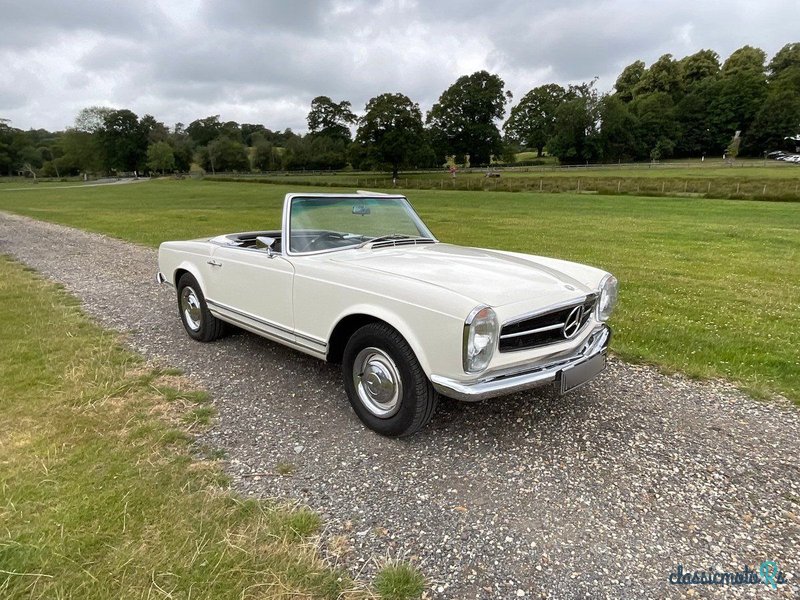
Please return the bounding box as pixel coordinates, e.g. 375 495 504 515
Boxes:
288 196 435 254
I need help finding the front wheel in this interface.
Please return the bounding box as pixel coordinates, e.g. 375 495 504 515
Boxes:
342 323 438 437
176 273 226 342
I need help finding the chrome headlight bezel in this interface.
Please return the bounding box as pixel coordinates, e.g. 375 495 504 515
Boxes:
597 274 618 322
462 305 498 374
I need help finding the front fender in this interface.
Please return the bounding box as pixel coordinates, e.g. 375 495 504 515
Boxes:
328 303 463 379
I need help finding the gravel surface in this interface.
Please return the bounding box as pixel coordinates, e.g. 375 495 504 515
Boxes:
1 211 798 599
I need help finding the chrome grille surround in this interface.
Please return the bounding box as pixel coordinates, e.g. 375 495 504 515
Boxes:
499 294 598 352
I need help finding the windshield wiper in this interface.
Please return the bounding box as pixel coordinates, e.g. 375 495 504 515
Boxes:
357 234 413 248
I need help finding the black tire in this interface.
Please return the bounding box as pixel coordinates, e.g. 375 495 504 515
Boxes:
342 322 438 437
176 273 226 342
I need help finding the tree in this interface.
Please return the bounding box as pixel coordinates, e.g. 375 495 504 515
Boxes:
307 96 356 143
146 141 176 174
427 70 510 166
140 114 169 144
59 128 103 174
251 134 277 171
767 43 800 94
220 120 242 142
768 43 800 78
596 95 637 162
634 54 684 100
680 49 720 87
711 55 767 153
503 84 566 157
547 83 601 164
631 92 679 160
99 109 148 172
614 60 646 102
745 88 800 153
675 79 716 157
187 115 223 146
0 119 17 175
241 123 267 145
200 137 248 173
721 45 766 77
356 93 428 178
74 106 113 133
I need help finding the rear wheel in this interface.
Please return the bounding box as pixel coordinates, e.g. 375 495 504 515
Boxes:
342 322 438 437
176 273 226 342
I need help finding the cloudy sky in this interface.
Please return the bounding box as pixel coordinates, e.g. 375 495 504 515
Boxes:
1 0 797 133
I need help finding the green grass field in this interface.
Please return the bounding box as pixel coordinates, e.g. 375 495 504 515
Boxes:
1 179 798 402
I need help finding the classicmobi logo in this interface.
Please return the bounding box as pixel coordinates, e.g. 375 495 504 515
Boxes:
669 561 788 589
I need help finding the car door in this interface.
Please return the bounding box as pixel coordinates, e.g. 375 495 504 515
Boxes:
203 245 295 344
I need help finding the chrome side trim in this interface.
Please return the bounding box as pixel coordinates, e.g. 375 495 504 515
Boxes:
205 298 327 350
432 325 611 402
214 311 327 358
499 322 564 339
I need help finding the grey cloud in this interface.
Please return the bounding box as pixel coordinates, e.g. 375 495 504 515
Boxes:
0 0 797 132
0 0 160 49
199 0 335 34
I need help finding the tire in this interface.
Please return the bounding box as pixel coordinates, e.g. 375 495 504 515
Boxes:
176 273 226 342
342 322 438 437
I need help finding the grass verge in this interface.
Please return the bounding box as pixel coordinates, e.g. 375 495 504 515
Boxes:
0 255 365 599
373 563 426 600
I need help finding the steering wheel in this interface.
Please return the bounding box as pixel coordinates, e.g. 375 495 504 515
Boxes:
304 231 346 252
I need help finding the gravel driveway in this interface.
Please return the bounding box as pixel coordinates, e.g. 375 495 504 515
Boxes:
1 211 798 599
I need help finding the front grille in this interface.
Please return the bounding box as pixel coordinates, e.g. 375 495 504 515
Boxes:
499 295 597 352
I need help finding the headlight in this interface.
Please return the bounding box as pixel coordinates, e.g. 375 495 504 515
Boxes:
463 305 498 373
597 274 618 321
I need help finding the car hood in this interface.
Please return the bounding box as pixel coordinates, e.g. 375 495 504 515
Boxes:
330 243 597 307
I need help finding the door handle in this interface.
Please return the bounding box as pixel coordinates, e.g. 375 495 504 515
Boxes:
207 260 222 267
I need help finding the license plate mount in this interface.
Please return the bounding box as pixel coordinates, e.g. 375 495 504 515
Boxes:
559 352 607 394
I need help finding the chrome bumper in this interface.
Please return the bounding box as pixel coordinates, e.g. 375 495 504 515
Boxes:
430 325 611 402
156 271 170 285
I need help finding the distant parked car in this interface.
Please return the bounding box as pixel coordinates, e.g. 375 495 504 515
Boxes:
157 192 617 436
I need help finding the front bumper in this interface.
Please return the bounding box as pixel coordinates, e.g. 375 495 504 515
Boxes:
430 325 611 402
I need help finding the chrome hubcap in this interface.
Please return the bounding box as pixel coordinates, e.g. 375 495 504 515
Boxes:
353 347 402 418
180 286 202 332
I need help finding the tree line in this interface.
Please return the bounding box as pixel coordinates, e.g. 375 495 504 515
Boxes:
1 42 798 178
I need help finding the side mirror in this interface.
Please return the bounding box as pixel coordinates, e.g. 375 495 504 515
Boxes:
352 204 371 216
255 236 276 258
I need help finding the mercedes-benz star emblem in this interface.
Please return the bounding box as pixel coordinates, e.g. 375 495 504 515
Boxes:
562 305 584 339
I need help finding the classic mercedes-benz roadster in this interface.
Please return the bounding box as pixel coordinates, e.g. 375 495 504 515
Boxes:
157 192 617 436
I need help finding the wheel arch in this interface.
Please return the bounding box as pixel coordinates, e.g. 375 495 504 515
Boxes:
172 262 206 291
326 309 432 376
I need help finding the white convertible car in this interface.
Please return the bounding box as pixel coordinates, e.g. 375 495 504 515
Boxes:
157 192 617 436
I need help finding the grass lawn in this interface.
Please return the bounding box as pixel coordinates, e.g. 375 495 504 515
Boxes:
0 255 422 598
0 179 798 403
